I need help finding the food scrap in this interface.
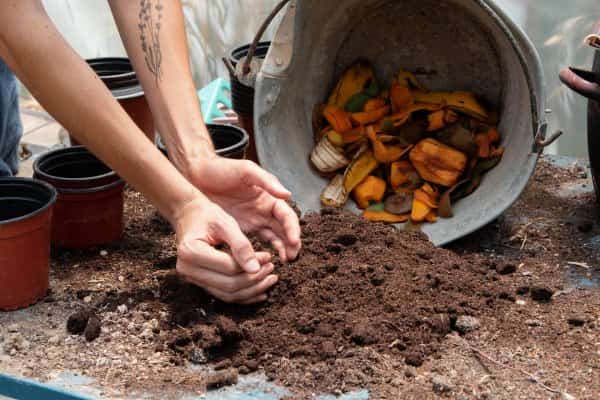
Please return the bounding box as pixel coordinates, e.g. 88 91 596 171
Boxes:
311 60 505 224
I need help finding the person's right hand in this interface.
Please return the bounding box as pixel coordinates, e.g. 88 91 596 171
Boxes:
173 194 278 304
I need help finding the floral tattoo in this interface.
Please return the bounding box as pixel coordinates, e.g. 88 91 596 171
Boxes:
139 0 163 85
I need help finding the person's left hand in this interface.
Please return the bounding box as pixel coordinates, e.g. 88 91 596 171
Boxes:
185 157 302 262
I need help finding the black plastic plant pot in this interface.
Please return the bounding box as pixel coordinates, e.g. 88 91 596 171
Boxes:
0 178 57 310
228 41 272 116
33 146 125 249
228 41 271 164
158 124 249 160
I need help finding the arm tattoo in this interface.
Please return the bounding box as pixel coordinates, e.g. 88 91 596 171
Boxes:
138 0 163 85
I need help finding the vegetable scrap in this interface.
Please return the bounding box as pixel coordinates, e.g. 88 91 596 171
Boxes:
311 60 505 225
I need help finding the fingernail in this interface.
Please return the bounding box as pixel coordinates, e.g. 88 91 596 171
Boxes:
265 263 275 273
268 275 279 285
246 259 260 273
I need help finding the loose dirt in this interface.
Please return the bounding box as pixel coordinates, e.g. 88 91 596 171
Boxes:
157 207 518 393
1 156 599 399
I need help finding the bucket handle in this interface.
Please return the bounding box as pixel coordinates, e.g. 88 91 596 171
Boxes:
221 0 292 79
240 0 291 77
559 21 600 101
533 123 563 153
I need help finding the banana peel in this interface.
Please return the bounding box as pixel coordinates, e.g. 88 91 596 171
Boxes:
327 60 376 108
343 146 379 193
310 136 350 173
321 174 349 207
413 91 489 121
363 210 410 223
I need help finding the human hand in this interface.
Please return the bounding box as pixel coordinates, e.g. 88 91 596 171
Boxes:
184 157 302 262
174 194 279 304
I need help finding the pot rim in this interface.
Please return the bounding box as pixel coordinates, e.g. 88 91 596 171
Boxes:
57 178 126 195
0 177 57 225
33 146 118 186
229 41 272 65
86 57 136 80
158 123 250 156
207 123 250 155
86 57 145 100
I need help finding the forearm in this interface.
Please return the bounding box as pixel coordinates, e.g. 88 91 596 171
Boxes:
0 0 202 222
109 0 214 177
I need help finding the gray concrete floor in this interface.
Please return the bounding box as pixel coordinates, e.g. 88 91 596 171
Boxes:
17 106 66 178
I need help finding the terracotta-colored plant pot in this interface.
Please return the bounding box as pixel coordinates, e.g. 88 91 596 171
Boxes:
228 41 271 164
70 58 154 145
158 124 249 160
33 147 125 249
0 178 57 311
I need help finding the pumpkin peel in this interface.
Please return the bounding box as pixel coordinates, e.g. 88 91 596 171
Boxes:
363 210 410 224
353 176 386 209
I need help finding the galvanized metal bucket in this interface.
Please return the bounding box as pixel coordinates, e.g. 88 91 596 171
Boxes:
255 0 547 246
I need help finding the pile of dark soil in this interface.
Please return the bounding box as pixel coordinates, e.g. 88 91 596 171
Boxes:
155 208 518 393
41 157 598 398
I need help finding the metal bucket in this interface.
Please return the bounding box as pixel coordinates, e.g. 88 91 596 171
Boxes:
255 0 546 246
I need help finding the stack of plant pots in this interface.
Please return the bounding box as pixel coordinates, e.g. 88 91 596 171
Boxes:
70 58 154 145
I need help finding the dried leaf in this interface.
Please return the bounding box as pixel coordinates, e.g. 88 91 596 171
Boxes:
438 179 468 218
436 123 478 158
452 155 502 201
394 119 428 147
